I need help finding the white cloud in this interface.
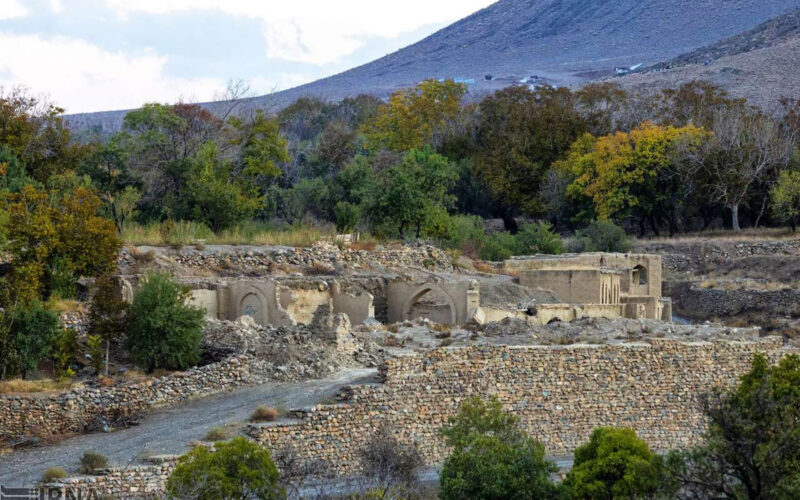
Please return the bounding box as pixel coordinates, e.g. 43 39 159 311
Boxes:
0 0 28 20
0 33 225 112
105 0 495 64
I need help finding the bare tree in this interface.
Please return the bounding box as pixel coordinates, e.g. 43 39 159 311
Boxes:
694 105 792 231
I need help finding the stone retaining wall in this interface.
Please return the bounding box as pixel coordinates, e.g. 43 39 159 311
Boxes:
665 281 800 320
249 338 785 477
42 459 177 499
0 356 262 442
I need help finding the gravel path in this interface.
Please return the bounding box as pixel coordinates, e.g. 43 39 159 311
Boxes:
0 368 378 486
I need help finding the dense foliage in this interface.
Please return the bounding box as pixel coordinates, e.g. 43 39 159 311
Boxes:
562 427 670 499
166 437 284 500
439 396 558 500
124 272 206 372
666 353 800 499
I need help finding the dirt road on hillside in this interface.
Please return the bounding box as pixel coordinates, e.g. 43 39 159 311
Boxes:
0 369 378 487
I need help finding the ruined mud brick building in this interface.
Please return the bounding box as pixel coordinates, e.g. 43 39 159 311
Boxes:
117 252 671 327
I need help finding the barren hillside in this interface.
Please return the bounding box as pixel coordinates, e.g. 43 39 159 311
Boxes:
616 35 800 110
66 0 800 134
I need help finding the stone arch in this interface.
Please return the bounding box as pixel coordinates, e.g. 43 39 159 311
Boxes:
547 317 563 324
632 265 648 285
402 284 457 325
239 289 267 325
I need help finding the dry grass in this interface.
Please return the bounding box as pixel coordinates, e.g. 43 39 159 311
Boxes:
636 227 796 244
122 220 338 247
203 426 231 441
697 279 796 291
46 298 82 313
349 240 378 251
304 261 336 275
0 378 76 394
41 467 68 482
250 405 280 423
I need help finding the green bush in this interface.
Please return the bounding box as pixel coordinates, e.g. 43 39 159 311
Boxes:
0 301 61 379
48 256 77 300
86 334 104 374
479 232 520 261
41 466 67 482
516 221 564 255
334 201 361 233
439 396 557 500
571 220 631 253
52 328 77 381
562 427 666 499
167 437 284 500
771 169 800 231
124 272 205 372
664 354 800 499
79 451 109 474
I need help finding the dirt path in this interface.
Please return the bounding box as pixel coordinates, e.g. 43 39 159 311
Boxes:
0 368 378 486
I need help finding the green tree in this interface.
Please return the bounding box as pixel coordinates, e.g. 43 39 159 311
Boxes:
0 301 61 379
667 354 800 499
473 86 585 229
125 272 205 373
562 427 668 499
184 142 260 231
771 169 800 231
439 396 558 500
334 201 360 233
374 148 458 238
166 437 284 500
232 110 289 182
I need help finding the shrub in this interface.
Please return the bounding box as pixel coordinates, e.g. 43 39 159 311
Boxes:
562 427 666 499
52 328 77 381
359 425 423 492
166 437 284 500
79 451 109 474
124 272 205 373
571 220 631 253
203 426 231 442
439 396 557 500
41 466 67 482
86 334 105 375
334 201 361 233
479 232 520 261
250 405 280 423
0 301 61 379
516 221 564 255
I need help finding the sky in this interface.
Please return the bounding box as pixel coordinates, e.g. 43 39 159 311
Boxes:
0 0 495 113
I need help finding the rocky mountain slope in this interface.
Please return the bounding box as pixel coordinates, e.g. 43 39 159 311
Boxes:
66 0 800 134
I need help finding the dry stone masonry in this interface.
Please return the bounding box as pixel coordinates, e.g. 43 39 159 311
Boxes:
250 337 785 477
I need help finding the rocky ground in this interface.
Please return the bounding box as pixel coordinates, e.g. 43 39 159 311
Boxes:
354 316 760 354
119 242 453 277
634 236 800 341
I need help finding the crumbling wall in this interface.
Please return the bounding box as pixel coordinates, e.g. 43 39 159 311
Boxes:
387 279 480 325
249 338 784 477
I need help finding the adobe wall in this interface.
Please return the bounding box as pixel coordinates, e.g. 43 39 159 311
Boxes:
519 269 620 305
249 338 784 478
507 253 663 299
386 279 480 325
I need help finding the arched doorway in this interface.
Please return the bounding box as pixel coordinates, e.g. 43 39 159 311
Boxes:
240 292 265 325
402 285 457 325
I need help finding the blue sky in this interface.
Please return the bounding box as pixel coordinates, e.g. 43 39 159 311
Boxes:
0 0 494 113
